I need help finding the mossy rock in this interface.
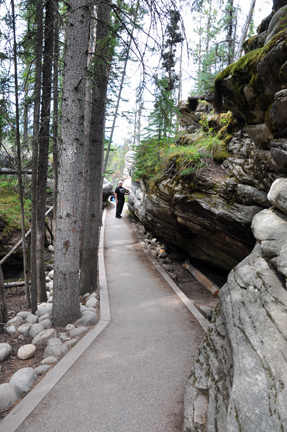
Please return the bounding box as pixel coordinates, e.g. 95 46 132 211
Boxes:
214 30 287 124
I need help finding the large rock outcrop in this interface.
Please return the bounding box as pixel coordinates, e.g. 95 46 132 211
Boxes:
183 179 287 432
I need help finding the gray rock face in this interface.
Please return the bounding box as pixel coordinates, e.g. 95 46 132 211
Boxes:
183 178 287 432
266 5 287 43
0 383 19 411
10 368 36 397
102 177 113 201
0 343 12 362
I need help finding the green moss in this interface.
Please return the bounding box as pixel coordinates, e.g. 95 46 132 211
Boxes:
0 185 30 241
214 30 287 121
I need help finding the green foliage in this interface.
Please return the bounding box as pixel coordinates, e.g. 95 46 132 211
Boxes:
0 181 31 240
133 129 228 184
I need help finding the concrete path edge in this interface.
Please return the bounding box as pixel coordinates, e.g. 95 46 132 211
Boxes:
0 210 110 432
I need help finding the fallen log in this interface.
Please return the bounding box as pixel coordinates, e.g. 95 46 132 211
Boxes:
0 168 32 175
182 259 220 297
4 280 31 288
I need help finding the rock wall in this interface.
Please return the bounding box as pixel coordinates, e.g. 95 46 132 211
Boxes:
184 179 287 432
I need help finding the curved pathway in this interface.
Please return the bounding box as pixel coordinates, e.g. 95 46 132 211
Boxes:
2 204 205 432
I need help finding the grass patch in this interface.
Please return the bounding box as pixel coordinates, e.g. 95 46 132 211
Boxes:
133 131 229 184
0 181 31 241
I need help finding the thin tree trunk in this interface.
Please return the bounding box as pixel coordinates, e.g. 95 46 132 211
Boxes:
11 0 30 308
79 0 111 296
0 263 7 333
53 0 91 326
227 0 235 65
53 0 59 228
36 0 54 303
31 0 43 313
235 0 256 61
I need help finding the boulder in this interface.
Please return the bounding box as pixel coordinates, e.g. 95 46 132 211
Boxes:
70 327 88 337
25 314 39 324
18 323 33 335
10 368 36 397
0 343 12 362
0 383 19 411
43 338 68 358
271 139 287 169
32 328 57 348
16 311 30 319
6 326 16 334
267 177 287 213
29 323 45 338
75 311 98 327
38 313 51 323
48 269 54 279
40 318 52 329
246 124 273 148
17 344 36 360
40 356 57 365
35 306 53 317
6 316 23 329
34 365 51 375
85 297 98 309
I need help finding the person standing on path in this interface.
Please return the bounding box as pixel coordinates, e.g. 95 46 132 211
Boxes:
114 180 130 218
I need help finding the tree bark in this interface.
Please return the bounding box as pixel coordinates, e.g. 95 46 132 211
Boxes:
0 264 7 333
36 0 54 303
11 0 30 308
31 0 43 313
53 0 59 226
235 0 256 61
53 0 91 326
79 0 111 295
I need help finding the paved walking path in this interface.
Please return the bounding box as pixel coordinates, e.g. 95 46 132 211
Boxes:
3 204 205 432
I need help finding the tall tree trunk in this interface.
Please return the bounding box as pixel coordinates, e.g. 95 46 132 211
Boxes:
0 263 7 333
235 0 256 61
31 0 43 313
36 0 54 303
53 0 91 326
11 0 30 308
79 0 111 296
53 0 59 227
226 0 235 65
79 8 95 268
